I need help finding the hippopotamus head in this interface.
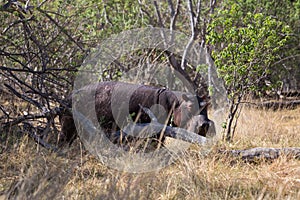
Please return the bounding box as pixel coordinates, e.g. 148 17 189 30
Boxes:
186 114 216 137
173 93 209 128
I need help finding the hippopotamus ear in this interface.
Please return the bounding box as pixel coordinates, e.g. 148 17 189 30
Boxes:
181 94 190 101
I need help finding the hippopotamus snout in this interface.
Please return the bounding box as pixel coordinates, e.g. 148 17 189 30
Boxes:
187 115 216 137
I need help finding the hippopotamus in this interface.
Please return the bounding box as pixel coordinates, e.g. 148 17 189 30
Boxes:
186 115 216 137
59 81 213 144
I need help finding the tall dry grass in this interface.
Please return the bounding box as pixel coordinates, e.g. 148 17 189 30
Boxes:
0 107 299 199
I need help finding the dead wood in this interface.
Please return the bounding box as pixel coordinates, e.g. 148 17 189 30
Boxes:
72 108 207 147
222 147 300 161
22 122 58 152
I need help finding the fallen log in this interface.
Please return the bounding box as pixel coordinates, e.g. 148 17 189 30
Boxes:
120 123 207 145
73 108 208 147
222 147 300 161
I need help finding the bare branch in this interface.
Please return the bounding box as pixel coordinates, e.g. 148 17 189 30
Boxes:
3 114 46 128
22 122 58 152
194 0 202 26
103 4 113 26
272 54 300 66
2 16 34 34
36 7 85 52
168 0 181 32
187 0 195 33
138 0 152 22
181 0 201 70
3 69 49 99
153 1 165 28
0 105 10 119
4 84 44 111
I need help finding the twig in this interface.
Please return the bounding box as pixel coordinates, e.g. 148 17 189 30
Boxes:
168 0 181 32
3 114 46 128
4 84 44 110
138 0 153 25
4 69 49 99
0 105 10 119
153 1 165 28
22 122 58 152
36 7 85 52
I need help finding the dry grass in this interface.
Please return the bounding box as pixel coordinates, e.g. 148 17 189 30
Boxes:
0 107 299 200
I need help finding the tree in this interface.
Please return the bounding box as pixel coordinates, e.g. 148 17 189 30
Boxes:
207 0 293 141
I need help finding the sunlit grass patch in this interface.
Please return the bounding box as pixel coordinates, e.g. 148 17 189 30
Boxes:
0 107 299 199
